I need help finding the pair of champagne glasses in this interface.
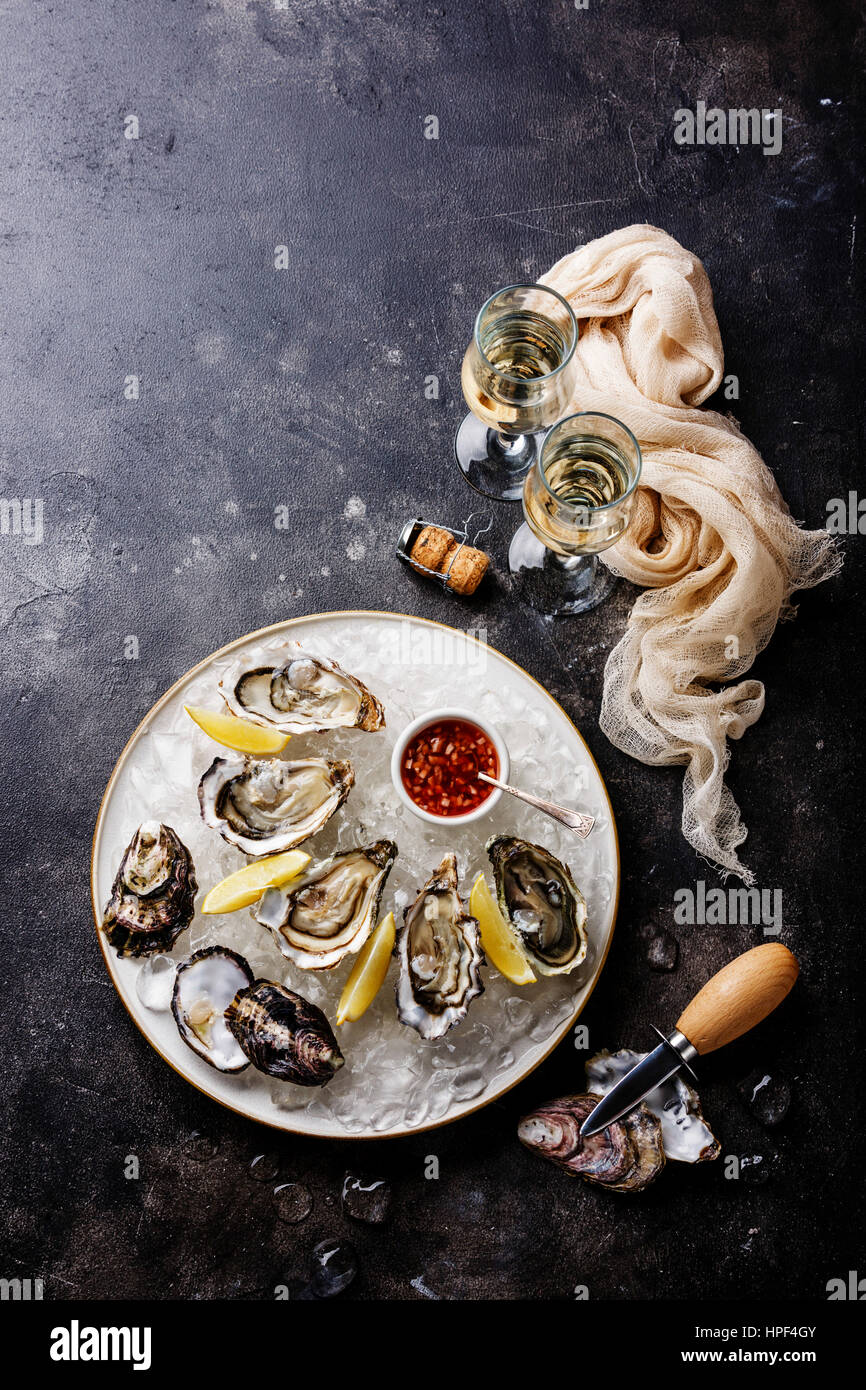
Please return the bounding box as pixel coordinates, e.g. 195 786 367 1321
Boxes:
455 283 641 615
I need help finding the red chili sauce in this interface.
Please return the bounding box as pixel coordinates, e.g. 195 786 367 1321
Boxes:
400 718 499 817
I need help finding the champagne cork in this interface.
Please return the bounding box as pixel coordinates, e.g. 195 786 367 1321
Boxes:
409 525 453 573
408 524 490 596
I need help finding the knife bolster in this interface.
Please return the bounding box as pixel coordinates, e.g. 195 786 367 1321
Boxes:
651 1025 699 1079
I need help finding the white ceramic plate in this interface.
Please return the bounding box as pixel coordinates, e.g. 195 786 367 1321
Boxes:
91 612 620 1138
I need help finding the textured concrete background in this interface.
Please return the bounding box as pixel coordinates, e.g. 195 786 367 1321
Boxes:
1 0 863 1300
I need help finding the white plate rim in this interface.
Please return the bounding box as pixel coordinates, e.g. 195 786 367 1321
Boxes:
90 610 621 1139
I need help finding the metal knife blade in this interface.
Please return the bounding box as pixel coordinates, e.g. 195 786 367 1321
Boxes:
579 1029 698 1138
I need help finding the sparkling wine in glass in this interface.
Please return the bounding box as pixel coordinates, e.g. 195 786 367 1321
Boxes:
510 412 642 615
455 284 579 501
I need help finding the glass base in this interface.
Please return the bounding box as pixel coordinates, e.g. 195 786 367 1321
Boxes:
509 523 617 615
454 413 544 502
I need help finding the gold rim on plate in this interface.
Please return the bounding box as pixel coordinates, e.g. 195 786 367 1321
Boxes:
90 610 621 1140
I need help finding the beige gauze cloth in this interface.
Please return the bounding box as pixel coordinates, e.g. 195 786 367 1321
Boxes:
540 225 840 884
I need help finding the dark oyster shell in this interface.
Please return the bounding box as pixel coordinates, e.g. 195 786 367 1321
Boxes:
610 1104 666 1193
226 981 344 1085
102 822 197 957
517 1093 665 1194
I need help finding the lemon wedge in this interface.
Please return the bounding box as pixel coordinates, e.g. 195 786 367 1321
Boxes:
470 872 537 985
184 704 290 755
201 850 311 914
336 911 396 1025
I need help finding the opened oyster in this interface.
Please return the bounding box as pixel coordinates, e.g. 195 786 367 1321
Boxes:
102 822 197 957
226 981 344 1085
487 835 587 976
585 1050 720 1163
395 853 484 1040
219 643 385 734
518 1094 665 1194
172 947 253 1072
255 840 397 970
198 755 353 857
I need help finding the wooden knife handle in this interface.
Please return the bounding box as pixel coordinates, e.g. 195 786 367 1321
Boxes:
676 943 799 1056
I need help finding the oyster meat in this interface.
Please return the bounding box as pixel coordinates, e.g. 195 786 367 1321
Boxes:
226 981 344 1085
487 835 587 976
219 643 385 734
518 1094 665 1194
102 821 197 957
172 947 254 1073
395 853 484 1040
255 840 397 970
585 1050 720 1163
198 755 353 857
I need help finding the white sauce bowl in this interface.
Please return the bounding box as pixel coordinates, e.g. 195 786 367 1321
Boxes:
390 706 510 827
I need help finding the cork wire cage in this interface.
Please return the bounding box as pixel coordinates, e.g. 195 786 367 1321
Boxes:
396 512 493 595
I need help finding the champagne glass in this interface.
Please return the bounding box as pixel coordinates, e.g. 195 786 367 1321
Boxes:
509 412 642 615
455 284 579 501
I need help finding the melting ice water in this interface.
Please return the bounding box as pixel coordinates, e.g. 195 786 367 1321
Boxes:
101 621 616 1132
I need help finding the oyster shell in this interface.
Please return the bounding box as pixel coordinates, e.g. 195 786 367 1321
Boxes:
585 1050 720 1162
102 822 197 957
226 981 344 1085
171 947 254 1073
219 643 385 734
395 853 484 1040
486 835 587 976
518 1094 665 1194
198 755 354 857
255 840 397 970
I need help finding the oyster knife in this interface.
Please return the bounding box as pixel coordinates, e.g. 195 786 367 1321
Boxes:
580 944 799 1138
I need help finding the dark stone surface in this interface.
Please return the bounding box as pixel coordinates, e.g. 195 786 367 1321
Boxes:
1 0 863 1301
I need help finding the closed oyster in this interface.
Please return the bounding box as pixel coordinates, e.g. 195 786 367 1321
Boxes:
395 853 484 1040
255 840 397 970
102 821 197 957
219 643 385 734
486 835 587 976
198 755 353 857
226 981 344 1085
518 1094 665 1194
171 947 254 1073
585 1050 720 1163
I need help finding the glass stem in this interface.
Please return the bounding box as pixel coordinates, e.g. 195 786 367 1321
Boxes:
490 429 533 471
551 551 591 574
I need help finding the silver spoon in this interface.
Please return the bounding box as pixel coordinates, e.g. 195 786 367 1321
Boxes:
478 771 595 839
